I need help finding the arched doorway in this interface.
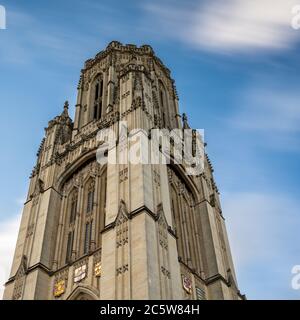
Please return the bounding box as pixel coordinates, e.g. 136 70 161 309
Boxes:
67 285 99 300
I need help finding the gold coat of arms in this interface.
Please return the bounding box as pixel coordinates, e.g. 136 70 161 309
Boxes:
94 262 102 277
54 280 65 297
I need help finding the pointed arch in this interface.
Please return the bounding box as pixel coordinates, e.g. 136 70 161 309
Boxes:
83 176 95 214
168 165 203 274
168 164 199 203
63 187 78 264
156 203 169 229
56 150 107 191
57 152 96 191
89 73 104 121
115 200 129 248
158 80 168 128
156 203 172 299
114 200 130 299
68 187 78 224
67 284 99 300
156 203 169 249
55 155 107 268
12 255 27 300
115 199 129 225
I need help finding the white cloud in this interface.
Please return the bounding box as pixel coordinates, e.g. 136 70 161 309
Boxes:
190 0 299 52
0 214 21 299
0 8 105 66
144 0 300 53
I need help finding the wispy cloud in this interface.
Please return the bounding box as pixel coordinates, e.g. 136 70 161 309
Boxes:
0 9 70 65
0 194 25 299
0 7 111 66
0 214 21 299
143 0 300 54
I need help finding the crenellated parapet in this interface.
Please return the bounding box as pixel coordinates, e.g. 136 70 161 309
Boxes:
83 41 169 75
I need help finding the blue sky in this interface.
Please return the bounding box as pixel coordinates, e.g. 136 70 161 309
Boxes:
0 0 300 299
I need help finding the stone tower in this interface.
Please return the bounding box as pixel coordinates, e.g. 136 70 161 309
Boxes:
4 42 244 300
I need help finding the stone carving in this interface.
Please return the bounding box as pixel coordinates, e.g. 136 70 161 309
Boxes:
54 268 69 298
12 256 27 300
94 262 102 277
74 264 87 283
26 223 34 238
116 264 129 276
54 280 66 298
74 258 89 283
182 275 192 295
161 266 171 279
153 170 160 186
119 168 128 183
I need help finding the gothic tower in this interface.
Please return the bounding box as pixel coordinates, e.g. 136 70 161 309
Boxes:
4 42 244 300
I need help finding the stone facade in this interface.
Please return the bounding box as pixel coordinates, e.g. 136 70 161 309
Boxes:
3 41 244 300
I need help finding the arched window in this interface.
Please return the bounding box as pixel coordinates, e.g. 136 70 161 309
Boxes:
84 221 93 254
92 75 103 121
86 181 95 214
57 161 107 268
65 189 78 263
82 178 95 255
159 81 169 128
160 89 164 108
69 192 78 224
66 230 74 264
168 167 201 273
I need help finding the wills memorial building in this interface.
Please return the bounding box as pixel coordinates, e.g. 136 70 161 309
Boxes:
4 42 244 300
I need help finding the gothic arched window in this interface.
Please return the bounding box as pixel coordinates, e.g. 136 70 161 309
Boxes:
81 178 95 255
92 75 103 121
66 230 74 264
69 192 78 224
84 221 93 254
57 162 107 268
159 81 169 128
86 182 95 214
65 189 77 263
168 167 201 273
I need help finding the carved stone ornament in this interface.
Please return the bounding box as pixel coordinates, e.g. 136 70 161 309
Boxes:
31 178 44 198
94 262 102 277
182 275 193 295
74 264 87 283
12 256 27 300
54 279 66 298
